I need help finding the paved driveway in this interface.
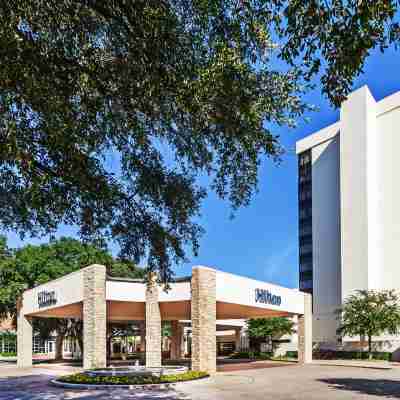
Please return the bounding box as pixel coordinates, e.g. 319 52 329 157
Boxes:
2 362 400 399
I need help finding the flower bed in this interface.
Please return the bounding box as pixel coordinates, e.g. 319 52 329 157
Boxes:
58 370 209 386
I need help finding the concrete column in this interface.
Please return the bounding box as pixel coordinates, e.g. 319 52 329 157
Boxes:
145 273 161 368
235 328 242 351
298 293 312 364
83 264 107 370
17 298 32 368
170 320 183 360
191 266 216 373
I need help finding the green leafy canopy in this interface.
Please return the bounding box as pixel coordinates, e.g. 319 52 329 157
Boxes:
0 236 144 323
1 1 399 281
247 317 294 340
337 289 400 354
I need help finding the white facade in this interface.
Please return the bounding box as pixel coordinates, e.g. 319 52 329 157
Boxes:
296 86 400 349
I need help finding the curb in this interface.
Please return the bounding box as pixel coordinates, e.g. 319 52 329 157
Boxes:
50 375 210 390
51 379 177 390
312 362 392 371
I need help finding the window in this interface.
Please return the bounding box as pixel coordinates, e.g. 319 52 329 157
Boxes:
33 336 46 354
300 280 313 290
298 150 313 295
299 244 312 255
0 337 16 354
300 262 312 273
300 270 313 281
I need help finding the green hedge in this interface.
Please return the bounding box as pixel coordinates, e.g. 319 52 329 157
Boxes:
59 370 209 385
0 352 16 357
229 351 273 360
285 350 392 361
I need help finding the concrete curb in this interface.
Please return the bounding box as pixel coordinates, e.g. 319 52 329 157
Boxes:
50 375 210 390
51 379 176 390
312 362 392 370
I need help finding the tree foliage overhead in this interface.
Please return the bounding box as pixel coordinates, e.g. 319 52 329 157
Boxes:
0 1 399 281
337 290 400 356
281 0 400 106
0 236 144 322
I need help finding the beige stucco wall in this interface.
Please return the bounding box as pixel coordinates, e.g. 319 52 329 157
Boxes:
216 270 305 315
22 270 84 316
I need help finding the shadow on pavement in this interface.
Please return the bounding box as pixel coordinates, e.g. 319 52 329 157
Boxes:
319 378 400 398
0 374 188 400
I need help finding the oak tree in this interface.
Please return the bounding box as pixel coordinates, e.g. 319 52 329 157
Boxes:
1 1 399 281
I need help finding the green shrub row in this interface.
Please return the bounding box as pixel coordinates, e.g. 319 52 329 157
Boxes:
59 370 209 385
285 350 392 361
229 351 273 360
0 352 16 357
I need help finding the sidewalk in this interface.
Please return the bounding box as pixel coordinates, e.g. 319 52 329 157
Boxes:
312 359 393 370
0 356 16 363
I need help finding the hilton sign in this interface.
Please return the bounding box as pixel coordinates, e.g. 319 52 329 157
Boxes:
37 290 57 308
255 288 282 306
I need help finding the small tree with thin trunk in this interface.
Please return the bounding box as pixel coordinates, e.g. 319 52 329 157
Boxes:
337 290 400 359
247 317 294 355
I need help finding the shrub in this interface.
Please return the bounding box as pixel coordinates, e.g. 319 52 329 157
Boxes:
285 351 298 359
0 352 16 357
58 370 209 385
229 351 272 360
314 350 392 361
285 350 392 361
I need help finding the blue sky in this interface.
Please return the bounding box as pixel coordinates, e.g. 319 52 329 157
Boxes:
3 46 400 288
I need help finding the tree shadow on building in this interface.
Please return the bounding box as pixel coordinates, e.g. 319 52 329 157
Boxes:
318 378 400 398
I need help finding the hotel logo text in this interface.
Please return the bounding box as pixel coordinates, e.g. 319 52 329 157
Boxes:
255 288 282 306
38 290 57 308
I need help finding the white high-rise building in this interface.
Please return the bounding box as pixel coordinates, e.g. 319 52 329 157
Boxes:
296 86 400 350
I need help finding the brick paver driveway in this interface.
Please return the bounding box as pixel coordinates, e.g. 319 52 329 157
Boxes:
2 361 400 400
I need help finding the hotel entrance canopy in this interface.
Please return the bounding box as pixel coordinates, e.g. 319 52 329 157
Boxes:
17 265 312 373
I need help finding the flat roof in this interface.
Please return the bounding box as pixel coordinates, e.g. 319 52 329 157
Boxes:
296 86 400 154
106 275 192 283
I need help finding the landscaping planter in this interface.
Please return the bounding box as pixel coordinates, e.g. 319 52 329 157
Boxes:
51 370 210 390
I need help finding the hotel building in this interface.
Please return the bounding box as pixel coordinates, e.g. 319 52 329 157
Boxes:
297 86 400 351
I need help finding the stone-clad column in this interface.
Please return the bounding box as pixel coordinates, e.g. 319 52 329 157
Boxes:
145 273 161 367
170 320 182 360
298 293 312 364
17 298 32 368
191 266 216 373
83 264 107 370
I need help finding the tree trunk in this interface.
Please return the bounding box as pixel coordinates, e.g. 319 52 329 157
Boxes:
368 335 372 360
269 337 275 356
54 334 64 361
249 337 261 354
78 338 83 359
107 337 112 360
